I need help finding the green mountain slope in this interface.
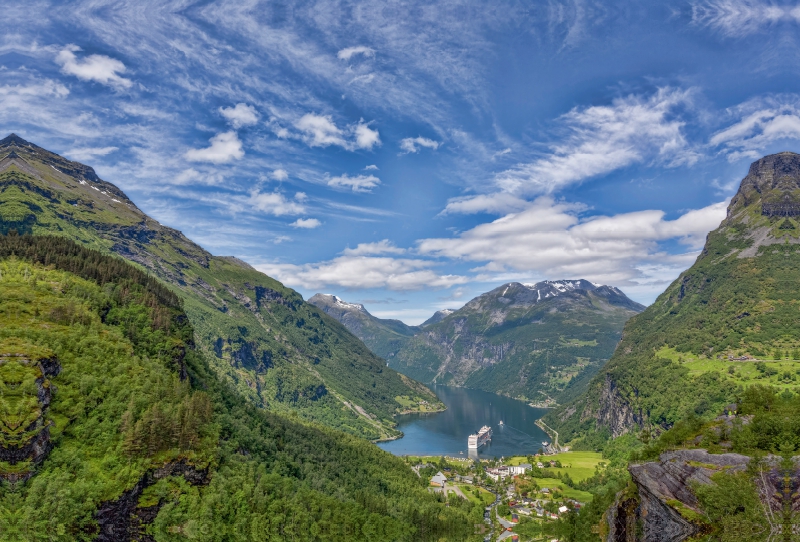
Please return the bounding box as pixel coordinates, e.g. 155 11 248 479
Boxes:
0 134 441 440
308 293 421 360
546 151 800 444
0 234 479 541
389 280 644 405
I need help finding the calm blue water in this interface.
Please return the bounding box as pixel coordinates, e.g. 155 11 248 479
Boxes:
378 386 551 459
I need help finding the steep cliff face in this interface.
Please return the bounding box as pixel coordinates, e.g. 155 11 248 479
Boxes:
390 280 643 403
547 152 800 443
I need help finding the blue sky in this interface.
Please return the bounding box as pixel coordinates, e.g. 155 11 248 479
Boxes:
3 1 800 324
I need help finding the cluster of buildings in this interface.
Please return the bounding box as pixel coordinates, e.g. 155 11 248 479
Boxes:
485 463 532 481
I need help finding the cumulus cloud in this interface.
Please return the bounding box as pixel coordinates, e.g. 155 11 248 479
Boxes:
364 164 379 170
400 136 441 153
185 131 244 163
337 46 375 61
272 168 289 181
255 256 467 291
65 146 118 161
292 114 380 151
55 46 132 89
492 88 697 196
220 103 259 128
343 239 405 256
248 190 306 216
418 196 728 287
291 218 321 228
328 173 381 192
710 96 800 161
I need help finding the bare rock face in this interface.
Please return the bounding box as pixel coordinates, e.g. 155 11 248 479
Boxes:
730 151 800 217
607 449 751 542
0 348 61 482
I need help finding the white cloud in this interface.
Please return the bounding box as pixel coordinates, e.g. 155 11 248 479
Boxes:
441 193 531 215
364 164 379 170
292 114 380 151
248 190 306 216
220 103 259 128
337 46 376 61
291 218 322 229
171 168 225 186
710 96 800 161
65 146 118 161
691 0 794 37
355 122 381 149
328 173 381 193
343 239 405 256
55 45 132 89
272 168 289 181
418 196 728 288
256 256 467 291
492 88 697 196
400 136 441 154
185 131 244 163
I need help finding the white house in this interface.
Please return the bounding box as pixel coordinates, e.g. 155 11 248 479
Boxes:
508 463 531 475
430 472 447 487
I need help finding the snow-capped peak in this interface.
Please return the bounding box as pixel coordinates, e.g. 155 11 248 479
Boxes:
329 295 366 312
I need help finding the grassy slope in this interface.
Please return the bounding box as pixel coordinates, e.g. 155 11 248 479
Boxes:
546 157 800 444
0 237 481 540
392 287 639 404
0 137 442 440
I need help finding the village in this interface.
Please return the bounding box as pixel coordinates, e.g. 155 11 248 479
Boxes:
407 449 603 542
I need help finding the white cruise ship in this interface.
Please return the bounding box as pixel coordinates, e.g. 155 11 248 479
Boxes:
467 425 492 449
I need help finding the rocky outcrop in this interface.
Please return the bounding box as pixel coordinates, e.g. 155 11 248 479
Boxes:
93 461 210 542
589 375 641 438
0 351 61 482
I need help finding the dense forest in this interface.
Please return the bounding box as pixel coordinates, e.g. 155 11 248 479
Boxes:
0 234 481 541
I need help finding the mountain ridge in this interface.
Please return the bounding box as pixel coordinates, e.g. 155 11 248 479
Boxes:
545 151 800 445
0 134 442 440
315 279 644 406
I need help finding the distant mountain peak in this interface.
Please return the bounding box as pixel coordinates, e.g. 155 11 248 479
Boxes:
421 309 455 327
309 293 367 313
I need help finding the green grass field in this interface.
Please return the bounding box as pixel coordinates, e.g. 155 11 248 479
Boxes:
508 451 603 482
657 346 800 391
458 484 495 506
533 478 593 501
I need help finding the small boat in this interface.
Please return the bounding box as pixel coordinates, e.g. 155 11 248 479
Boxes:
499 420 504 426
459 450 464 455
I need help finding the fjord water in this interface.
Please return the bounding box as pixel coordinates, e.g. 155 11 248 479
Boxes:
378 386 550 458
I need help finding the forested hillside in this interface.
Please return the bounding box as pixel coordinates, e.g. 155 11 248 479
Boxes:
547 152 800 447
0 134 442 440
0 234 480 541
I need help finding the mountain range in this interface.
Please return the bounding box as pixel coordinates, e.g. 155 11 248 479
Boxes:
312 280 644 405
0 134 442 441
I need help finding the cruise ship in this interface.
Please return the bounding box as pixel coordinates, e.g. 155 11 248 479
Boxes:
468 425 492 449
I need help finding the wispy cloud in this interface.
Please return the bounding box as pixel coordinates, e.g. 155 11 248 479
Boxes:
492 88 697 196
256 256 467 291
400 136 440 154
185 131 244 163
710 95 800 161
271 168 289 181
343 239 405 256
337 46 375 61
65 146 118 161
327 173 381 193
55 45 132 89
220 103 259 128
691 0 797 37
